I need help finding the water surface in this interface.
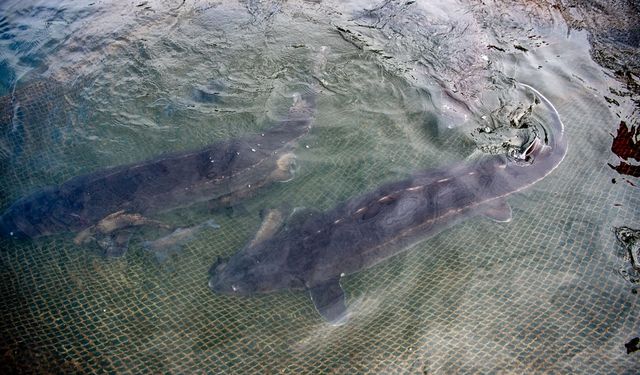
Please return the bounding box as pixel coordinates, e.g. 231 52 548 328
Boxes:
0 0 638 373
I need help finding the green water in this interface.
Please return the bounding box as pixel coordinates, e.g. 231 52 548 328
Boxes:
0 0 638 373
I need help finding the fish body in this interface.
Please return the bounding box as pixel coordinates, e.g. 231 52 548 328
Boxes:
0 92 315 240
208 84 567 324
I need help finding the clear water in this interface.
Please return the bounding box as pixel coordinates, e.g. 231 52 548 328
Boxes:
0 0 638 373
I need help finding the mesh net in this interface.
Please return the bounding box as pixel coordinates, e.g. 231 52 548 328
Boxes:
0 0 638 373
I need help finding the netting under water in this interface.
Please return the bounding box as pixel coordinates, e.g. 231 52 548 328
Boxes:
0 1 638 373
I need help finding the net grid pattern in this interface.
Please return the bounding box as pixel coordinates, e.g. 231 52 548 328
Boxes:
0 1 638 374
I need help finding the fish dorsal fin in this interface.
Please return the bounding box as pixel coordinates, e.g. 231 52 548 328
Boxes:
308 277 348 325
482 200 513 223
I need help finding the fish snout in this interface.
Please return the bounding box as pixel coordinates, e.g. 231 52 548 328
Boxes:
207 256 254 295
208 276 232 294
208 256 233 293
0 214 27 240
207 276 218 291
208 256 228 276
207 272 245 295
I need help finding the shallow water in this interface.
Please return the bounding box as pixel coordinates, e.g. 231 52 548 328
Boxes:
0 0 638 373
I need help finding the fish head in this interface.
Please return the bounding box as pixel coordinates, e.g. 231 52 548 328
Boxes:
0 211 30 239
0 187 73 240
208 255 257 295
208 241 304 296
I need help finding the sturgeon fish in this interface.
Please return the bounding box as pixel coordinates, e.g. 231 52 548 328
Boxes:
208 84 567 324
0 91 316 254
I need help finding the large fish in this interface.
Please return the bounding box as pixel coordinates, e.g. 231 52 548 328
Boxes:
208 84 567 324
0 91 315 254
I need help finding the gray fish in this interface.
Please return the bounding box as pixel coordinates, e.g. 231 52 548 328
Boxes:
143 219 220 263
0 92 315 250
208 84 568 324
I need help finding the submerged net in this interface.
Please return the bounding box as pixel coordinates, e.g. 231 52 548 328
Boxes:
0 1 638 373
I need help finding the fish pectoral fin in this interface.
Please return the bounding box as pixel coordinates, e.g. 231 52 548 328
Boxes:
143 219 221 263
96 211 171 234
73 227 95 245
271 152 297 182
97 231 133 257
482 200 513 223
248 208 287 247
308 278 348 325
76 212 171 247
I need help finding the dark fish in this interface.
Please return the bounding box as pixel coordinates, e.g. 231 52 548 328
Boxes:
0 92 315 244
208 84 568 324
